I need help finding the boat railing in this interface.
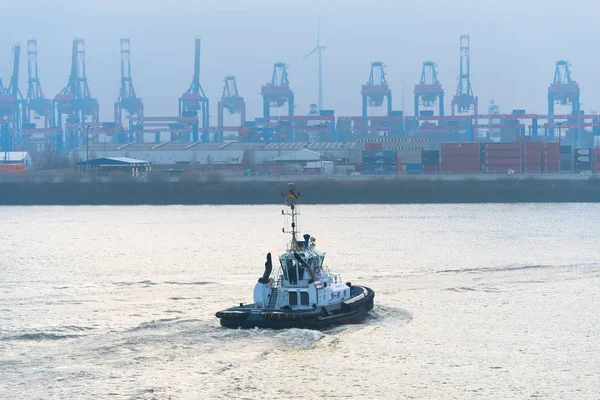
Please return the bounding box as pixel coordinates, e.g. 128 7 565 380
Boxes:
271 270 283 289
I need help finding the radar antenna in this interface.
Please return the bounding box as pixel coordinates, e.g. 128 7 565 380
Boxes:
281 183 300 251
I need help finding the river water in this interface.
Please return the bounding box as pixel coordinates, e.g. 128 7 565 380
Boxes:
1 204 599 399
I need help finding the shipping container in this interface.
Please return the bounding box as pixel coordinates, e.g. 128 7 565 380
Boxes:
523 167 542 173
422 150 440 166
405 163 422 171
442 142 479 148
441 165 480 173
560 145 572 154
423 165 440 174
560 160 572 171
0 163 26 174
483 158 522 166
484 150 521 157
482 143 521 150
365 143 383 150
363 158 398 166
594 163 600 172
522 142 543 149
362 150 398 159
542 142 560 148
484 165 522 174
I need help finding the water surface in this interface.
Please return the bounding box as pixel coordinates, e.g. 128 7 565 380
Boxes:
1 204 599 399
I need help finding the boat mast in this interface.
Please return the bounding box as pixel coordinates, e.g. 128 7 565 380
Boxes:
282 183 300 251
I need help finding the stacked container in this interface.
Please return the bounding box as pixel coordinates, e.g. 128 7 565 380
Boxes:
365 143 383 151
422 150 440 174
522 142 542 173
594 148 600 173
405 163 423 175
574 149 592 173
362 150 398 175
482 142 522 174
560 145 572 172
542 142 560 173
440 143 480 173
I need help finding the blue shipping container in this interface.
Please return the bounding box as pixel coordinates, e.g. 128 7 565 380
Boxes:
363 158 397 166
362 150 398 158
363 165 397 174
405 163 423 172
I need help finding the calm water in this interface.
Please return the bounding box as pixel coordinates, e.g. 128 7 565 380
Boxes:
1 204 600 399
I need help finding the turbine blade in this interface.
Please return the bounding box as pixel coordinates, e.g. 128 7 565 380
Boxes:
302 47 318 60
317 17 321 46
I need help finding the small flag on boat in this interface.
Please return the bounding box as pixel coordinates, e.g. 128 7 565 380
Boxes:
289 190 298 199
314 281 322 289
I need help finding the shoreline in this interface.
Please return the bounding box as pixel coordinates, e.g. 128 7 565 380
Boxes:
1 179 600 205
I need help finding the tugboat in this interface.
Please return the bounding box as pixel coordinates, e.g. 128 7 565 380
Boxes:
216 183 374 329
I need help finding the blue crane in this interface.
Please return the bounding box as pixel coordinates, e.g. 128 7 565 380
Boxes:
361 62 392 116
114 38 143 136
261 62 294 120
54 39 99 149
217 76 245 142
25 40 52 128
0 43 25 131
179 37 209 142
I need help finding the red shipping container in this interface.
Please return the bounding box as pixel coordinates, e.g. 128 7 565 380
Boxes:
485 167 521 174
365 143 383 150
442 168 480 173
522 149 542 155
441 159 480 165
524 168 542 173
442 142 479 148
441 163 481 169
542 142 560 148
442 149 480 156
355 164 362 173
484 158 522 166
594 163 600 172
441 157 480 162
543 157 560 163
484 150 521 156
543 154 560 160
522 142 543 148
483 143 521 150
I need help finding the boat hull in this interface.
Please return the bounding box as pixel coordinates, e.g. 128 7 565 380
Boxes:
216 285 374 330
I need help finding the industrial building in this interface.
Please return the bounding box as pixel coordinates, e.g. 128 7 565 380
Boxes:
76 157 151 178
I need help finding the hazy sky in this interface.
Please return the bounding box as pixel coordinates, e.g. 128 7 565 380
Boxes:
3 0 600 123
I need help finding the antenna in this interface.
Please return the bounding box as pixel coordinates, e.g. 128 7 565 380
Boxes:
281 183 300 251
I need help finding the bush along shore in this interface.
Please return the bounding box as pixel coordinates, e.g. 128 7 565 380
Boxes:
1 179 600 205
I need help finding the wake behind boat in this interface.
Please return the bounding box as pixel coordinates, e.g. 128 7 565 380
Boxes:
216 183 375 329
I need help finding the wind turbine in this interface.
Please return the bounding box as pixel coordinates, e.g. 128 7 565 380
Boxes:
303 19 326 111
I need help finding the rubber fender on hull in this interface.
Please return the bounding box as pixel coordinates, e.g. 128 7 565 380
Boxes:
215 310 251 320
261 310 321 321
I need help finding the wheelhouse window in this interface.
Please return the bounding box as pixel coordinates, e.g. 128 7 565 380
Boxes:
280 258 288 280
289 291 298 306
300 291 309 306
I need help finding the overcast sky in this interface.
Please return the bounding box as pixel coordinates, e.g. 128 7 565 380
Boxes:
3 0 600 123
